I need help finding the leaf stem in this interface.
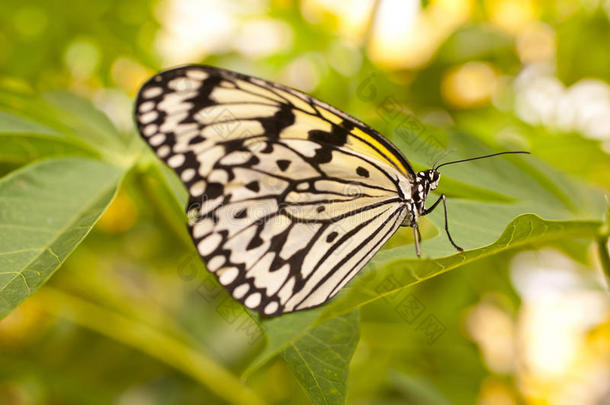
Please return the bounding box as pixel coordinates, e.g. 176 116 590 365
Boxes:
35 287 270 405
134 156 193 248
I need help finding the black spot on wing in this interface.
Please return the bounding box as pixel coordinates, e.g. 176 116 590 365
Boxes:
178 74 222 125
188 135 206 145
276 159 291 171
308 129 342 146
326 231 338 243
259 103 295 138
247 154 260 166
234 208 247 219
312 146 333 164
356 166 370 178
260 143 274 154
205 182 224 199
246 181 260 192
269 251 286 272
247 233 264 250
307 118 351 147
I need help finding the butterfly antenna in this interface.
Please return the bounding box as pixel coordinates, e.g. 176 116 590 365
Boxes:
435 151 530 170
432 149 456 170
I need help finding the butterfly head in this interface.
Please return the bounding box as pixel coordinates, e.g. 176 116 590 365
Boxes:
415 169 440 194
425 169 440 190
412 169 441 215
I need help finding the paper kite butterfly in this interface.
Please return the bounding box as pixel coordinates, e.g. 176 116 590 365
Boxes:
134 65 528 316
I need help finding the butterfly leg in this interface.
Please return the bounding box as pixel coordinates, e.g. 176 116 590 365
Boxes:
422 194 463 252
412 222 421 257
415 223 422 243
401 213 423 255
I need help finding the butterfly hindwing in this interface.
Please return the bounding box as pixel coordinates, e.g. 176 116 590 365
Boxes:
135 65 412 315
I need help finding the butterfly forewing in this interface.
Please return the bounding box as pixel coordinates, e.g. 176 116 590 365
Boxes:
135 65 412 315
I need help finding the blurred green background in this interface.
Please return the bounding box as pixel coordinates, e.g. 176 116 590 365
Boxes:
1 0 609 404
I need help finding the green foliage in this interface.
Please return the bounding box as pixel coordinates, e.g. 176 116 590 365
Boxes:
0 111 97 164
283 311 360 405
0 158 122 318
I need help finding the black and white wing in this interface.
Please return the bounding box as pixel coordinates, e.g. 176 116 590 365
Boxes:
134 65 412 315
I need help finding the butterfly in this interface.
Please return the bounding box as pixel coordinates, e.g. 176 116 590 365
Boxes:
134 65 528 316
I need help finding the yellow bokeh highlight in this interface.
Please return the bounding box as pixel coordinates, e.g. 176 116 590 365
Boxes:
111 57 154 96
441 62 499 108
0 296 48 348
97 191 138 233
368 0 473 69
488 0 537 34
466 296 516 374
301 0 376 43
478 378 518 405
518 315 610 405
516 22 556 63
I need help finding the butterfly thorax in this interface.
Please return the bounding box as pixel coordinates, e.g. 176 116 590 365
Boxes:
408 169 441 223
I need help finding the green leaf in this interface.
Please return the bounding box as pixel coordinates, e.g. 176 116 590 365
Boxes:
455 109 610 190
42 91 125 151
283 311 359 405
0 89 119 146
0 110 61 135
0 111 99 163
0 88 136 167
0 157 123 319
42 91 120 137
244 133 605 376
0 135 97 165
246 214 601 374
319 214 601 322
124 85 605 384
247 309 324 375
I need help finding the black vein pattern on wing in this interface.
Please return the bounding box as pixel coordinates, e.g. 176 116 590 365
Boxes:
278 137 403 195
135 65 415 178
134 65 411 315
134 66 408 197
207 65 417 178
293 205 406 310
183 149 403 314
